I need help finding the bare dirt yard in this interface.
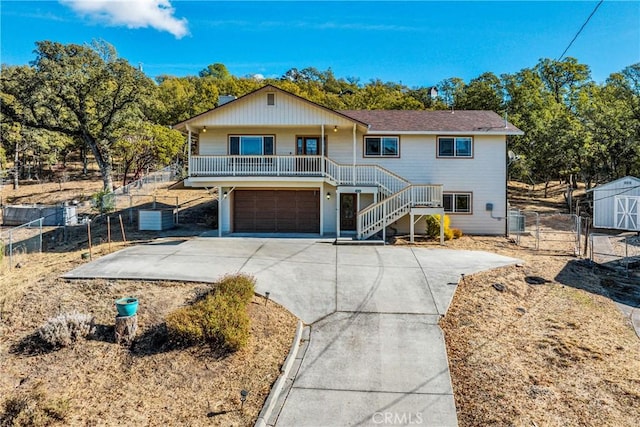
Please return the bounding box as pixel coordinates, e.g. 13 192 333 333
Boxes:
0 177 297 426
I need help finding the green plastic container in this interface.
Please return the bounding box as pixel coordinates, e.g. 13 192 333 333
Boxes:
115 297 139 317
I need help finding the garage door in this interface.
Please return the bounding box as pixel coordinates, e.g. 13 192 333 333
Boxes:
234 190 320 233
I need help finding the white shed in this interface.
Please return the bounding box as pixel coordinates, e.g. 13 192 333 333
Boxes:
587 176 640 231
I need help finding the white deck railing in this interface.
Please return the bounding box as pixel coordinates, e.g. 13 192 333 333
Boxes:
190 155 442 240
357 184 443 240
190 155 324 177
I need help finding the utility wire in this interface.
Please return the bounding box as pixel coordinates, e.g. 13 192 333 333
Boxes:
558 0 604 60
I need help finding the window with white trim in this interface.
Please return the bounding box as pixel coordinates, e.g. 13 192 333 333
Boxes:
267 93 275 106
364 136 399 157
229 136 275 155
443 193 472 213
437 137 473 157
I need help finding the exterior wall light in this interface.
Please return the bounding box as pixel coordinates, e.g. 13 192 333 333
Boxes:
202 126 207 133
326 192 331 200
333 126 338 132
223 191 228 199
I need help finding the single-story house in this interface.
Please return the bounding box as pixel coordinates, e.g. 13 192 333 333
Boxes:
173 85 523 240
587 176 640 231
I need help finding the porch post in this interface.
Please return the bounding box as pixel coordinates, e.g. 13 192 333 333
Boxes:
336 189 341 238
352 123 356 185
218 186 223 237
410 213 415 243
319 184 324 237
187 129 192 175
321 124 325 175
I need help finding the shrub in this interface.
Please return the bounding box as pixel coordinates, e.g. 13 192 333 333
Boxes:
215 273 256 304
166 274 255 351
91 189 115 213
425 214 453 241
1 388 70 426
452 228 463 239
37 312 95 348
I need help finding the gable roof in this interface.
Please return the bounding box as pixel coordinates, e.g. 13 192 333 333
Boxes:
173 84 368 131
172 84 523 135
339 110 523 135
585 176 640 193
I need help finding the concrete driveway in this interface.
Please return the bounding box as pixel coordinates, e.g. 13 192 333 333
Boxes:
64 237 520 426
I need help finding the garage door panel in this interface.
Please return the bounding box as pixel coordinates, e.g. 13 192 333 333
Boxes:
234 190 319 233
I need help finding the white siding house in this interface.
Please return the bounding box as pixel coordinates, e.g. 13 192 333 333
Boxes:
588 176 640 231
173 85 523 239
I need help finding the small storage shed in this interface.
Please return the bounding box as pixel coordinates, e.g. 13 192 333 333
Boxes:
138 209 175 231
587 176 640 231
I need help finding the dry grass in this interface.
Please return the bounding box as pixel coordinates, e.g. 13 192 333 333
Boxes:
0 246 297 426
395 181 640 426
0 176 297 426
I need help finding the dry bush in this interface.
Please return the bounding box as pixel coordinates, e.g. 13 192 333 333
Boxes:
451 228 463 239
1 387 69 426
37 312 95 349
166 274 255 351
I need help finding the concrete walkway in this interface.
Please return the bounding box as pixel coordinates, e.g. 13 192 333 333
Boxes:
64 237 520 426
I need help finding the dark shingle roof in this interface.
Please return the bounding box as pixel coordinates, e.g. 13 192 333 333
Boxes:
339 110 523 134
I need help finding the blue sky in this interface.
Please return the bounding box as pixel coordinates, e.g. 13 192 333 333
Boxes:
1 1 639 86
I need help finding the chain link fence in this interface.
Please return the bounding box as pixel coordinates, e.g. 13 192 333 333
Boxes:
589 233 640 274
509 210 582 255
0 217 44 267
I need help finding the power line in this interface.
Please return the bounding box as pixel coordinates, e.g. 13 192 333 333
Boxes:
558 0 604 60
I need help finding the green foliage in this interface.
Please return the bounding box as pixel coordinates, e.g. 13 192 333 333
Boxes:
425 214 453 240
91 189 115 213
165 274 256 351
1 388 70 426
1 40 155 191
114 122 184 185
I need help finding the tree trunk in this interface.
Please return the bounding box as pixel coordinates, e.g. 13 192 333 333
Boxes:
115 314 138 346
13 141 19 190
82 148 88 175
83 134 113 192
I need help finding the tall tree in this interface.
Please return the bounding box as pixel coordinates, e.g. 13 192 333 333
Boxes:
0 40 153 191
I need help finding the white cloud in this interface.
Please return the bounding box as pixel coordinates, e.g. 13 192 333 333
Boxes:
61 0 189 39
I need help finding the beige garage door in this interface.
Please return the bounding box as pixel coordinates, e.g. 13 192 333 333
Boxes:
234 190 320 233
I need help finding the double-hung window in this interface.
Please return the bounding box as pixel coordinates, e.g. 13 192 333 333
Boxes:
437 137 473 158
443 193 472 213
364 136 399 157
229 135 275 155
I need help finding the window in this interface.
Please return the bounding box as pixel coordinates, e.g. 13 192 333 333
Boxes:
267 93 275 106
443 193 472 213
364 136 399 157
229 136 275 155
438 137 473 157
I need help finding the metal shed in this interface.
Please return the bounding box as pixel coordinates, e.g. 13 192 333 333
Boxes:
587 176 640 231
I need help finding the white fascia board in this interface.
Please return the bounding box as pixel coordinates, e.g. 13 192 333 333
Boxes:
366 130 524 136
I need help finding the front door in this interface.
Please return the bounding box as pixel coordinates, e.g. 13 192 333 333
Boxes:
340 193 357 231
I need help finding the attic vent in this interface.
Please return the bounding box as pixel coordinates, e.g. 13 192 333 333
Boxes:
267 93 275 106
624 180 632 185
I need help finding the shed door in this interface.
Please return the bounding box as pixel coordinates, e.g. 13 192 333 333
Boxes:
614 196 640 230
234 190 319 233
